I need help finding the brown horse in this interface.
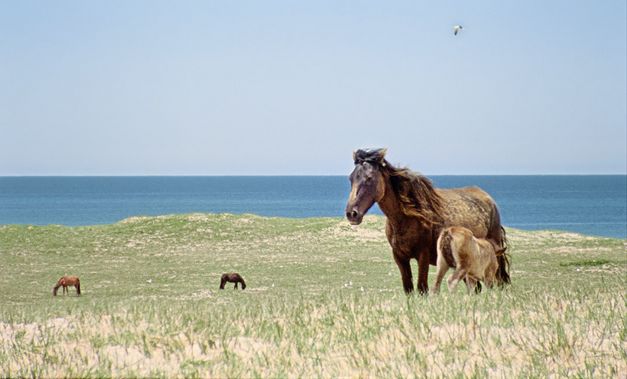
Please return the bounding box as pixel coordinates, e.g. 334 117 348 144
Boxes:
53 275 81 296
220 273 246 290
345 148 510 294
432 226 503 294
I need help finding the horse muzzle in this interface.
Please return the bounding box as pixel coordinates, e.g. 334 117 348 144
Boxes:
346 208 364 225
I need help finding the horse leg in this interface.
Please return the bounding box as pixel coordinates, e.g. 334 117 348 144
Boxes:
417 250 430 295
447 268 467 293
484 276 495 289
485 266 496 289
464 277 482 293
474 281 483 294
431 256 449 295
234 282 238 289
465 275 478 294
394 254 414 294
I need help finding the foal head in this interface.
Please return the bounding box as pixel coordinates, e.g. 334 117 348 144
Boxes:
346 148 388 225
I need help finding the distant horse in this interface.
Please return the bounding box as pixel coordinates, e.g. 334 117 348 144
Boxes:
432 226 503 294
53 275 81 296
345 148 510 294
220 273 246 290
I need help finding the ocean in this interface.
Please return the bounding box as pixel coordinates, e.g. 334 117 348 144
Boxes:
0 176 625 239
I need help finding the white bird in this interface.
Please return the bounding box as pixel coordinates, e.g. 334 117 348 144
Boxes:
453 24 463 36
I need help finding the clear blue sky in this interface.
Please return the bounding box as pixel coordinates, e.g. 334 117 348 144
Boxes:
1 1 625 175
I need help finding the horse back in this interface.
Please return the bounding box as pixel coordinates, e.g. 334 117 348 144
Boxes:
224 273 242 281
64 276 80 286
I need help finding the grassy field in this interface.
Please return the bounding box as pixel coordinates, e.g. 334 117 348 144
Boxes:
0 213 625 378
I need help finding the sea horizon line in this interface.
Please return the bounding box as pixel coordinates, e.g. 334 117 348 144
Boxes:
1 173 626 178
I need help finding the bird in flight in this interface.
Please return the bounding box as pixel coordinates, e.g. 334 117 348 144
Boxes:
453 25 463 36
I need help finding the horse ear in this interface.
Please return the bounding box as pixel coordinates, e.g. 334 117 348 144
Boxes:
375 148 387 163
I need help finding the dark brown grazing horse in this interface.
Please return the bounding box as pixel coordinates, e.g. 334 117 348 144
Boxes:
53 275 81 296
346 148 510 294
220 273 246 290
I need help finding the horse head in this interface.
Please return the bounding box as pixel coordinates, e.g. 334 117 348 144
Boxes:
346 148 388 225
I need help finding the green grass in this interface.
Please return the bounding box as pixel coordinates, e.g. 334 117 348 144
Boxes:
0 214 625 377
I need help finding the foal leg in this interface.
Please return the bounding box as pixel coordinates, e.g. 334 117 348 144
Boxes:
447 268 467 293
431 257 449 295
465 275 479 294
484 277 495 289
486 262 498 289
464 278 482 293
484 268 496 289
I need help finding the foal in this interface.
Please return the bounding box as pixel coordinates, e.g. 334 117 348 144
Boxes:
219 273 246 290
53 275 81 296
432 226 502 294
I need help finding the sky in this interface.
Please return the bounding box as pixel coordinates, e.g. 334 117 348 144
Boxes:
1 1 625 175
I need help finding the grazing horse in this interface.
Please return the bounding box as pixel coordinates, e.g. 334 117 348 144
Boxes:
345 148 510 294
53 275 81 296
220 273 246 290
432 226 503 294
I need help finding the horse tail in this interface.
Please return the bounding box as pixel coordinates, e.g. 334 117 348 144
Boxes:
76 279 81 295
495 226 511 285
437 228 456 268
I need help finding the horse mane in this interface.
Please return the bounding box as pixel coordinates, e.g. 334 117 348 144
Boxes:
381 160 444 228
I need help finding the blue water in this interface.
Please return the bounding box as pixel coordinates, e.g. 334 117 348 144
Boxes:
0 176 625 238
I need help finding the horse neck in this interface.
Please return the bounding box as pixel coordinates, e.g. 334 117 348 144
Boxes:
376 174 407 227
